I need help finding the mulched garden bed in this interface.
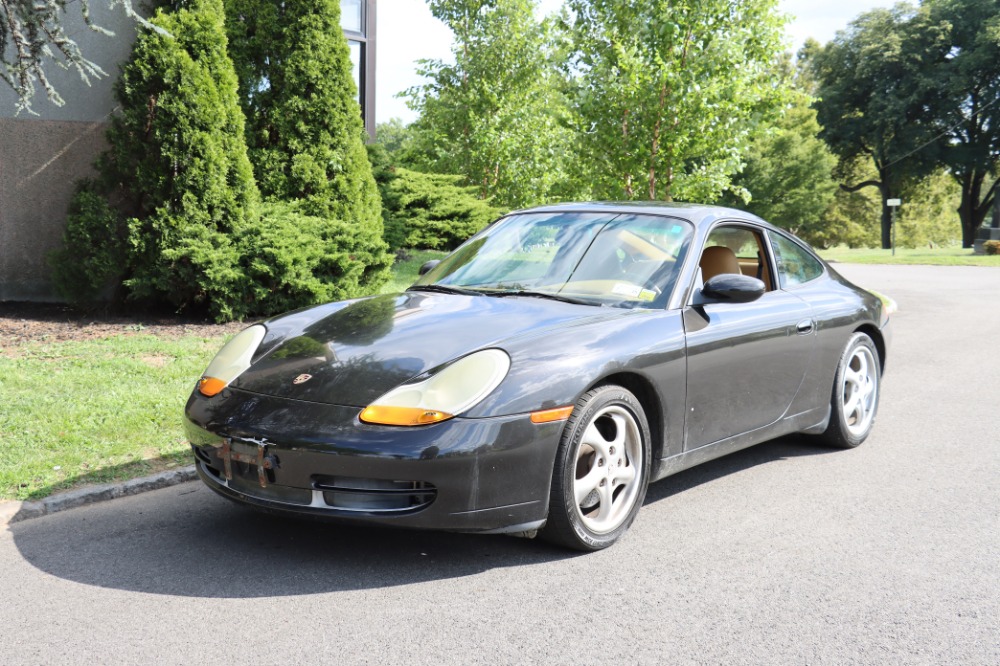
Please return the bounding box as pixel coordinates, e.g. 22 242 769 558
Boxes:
0 301 248 348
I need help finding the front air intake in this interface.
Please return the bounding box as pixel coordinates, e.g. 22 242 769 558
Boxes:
312 476 436 513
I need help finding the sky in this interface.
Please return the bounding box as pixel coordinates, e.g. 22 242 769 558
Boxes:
375 0 892 125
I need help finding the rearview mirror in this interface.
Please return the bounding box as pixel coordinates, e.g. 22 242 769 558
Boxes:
418 260 441 276
702 274 765 303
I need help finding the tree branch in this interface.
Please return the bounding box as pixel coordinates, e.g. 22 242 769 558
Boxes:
839 179 882 194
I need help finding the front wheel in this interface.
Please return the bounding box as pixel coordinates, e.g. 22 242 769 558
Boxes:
542 385 651 551
819 332 881 449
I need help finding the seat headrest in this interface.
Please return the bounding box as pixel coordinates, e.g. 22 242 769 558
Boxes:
700 246 741 281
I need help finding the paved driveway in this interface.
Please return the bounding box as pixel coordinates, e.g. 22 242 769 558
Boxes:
2 264 998 665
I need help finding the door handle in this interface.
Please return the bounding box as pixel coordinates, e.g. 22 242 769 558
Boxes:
796 319 814 335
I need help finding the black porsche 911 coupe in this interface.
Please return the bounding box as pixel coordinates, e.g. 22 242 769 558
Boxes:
185 202 890 550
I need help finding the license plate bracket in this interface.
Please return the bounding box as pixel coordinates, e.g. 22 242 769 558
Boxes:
219 438 276 488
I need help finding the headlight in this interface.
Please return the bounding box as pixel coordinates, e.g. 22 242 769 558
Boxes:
197 325 266 397
360 349 511 426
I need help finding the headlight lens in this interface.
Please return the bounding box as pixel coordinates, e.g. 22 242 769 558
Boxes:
197 325 266 396
360 349 511 426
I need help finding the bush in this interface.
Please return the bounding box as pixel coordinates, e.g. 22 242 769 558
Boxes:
367 143 407 252
984 240 1000 255
237 201 390 316
50 182 127 304
387 169 502 250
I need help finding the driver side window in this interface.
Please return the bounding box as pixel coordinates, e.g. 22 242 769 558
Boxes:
700 225 773 290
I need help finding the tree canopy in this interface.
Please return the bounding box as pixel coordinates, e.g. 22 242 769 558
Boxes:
925 0 1000 246
560 0 790 202
404 0 571 208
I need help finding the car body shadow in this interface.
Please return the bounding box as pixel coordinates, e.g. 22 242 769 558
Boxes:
644 433 837 505
9 434 833 599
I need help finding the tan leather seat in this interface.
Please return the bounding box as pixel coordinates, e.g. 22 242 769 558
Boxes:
700 246 741 281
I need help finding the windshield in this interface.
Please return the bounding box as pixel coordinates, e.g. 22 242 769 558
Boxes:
413 211 694 308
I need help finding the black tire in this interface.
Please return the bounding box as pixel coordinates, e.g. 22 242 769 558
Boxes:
819 332 881 449
541 385 651 551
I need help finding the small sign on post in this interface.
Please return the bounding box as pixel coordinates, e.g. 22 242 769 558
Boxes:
887 199 902 256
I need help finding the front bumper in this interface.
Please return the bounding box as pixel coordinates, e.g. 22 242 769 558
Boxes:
184 389 564 533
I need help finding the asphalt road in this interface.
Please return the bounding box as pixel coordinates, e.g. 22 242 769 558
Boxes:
2 264 998 665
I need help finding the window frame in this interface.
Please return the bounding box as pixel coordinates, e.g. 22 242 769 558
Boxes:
684 220 778 306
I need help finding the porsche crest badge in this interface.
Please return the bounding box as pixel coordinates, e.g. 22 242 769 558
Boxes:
292 373 313 385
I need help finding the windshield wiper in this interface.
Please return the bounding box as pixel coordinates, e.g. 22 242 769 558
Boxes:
487 290 595 306
407 284 484 297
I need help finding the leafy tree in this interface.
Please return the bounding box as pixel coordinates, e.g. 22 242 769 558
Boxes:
404 0 571 208
375 118 420 167
560 0 789 203
810 157 882 249
52 0 260 321
1 0 149 113
924 0 1000 247
895 169 962 247
225 0 390 289
809 5 951 248
723 60 838 237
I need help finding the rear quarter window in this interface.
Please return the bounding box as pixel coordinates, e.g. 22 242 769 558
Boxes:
770 233 824 288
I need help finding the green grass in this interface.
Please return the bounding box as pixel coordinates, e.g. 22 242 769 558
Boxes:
0 335 223 500
817 245 1000 266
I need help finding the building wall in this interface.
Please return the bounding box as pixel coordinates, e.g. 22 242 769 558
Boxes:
0 4 138 302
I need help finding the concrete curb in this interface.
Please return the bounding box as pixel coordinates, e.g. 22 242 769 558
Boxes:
1 466 197 528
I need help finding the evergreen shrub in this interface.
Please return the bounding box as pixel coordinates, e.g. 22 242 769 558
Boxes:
387 169 502 250
50 181 127 303
238 201 388 315
226 0 390 291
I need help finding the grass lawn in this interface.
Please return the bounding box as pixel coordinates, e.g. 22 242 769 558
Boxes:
0 335 222 500
817 245 1000 266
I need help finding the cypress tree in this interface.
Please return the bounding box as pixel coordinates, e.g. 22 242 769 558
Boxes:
226 0 390 290
53 0 261 321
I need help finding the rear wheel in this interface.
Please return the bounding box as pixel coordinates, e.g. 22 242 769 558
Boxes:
820 332 881 449
542 385 651 551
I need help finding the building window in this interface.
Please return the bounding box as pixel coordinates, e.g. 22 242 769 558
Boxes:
341 0 363 33
348 40 362 104
341 0 375 138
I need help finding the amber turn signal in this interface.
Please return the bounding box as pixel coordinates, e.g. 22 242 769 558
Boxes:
359 405 454 426
198 376 228 397
530 406 574 423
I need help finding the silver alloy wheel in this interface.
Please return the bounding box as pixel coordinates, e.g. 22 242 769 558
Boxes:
572 405 643 534
842 345 878 437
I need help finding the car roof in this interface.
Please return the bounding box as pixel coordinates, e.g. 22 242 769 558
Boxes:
510 201 776 232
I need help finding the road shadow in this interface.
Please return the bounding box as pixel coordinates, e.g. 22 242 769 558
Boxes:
9 434 832 599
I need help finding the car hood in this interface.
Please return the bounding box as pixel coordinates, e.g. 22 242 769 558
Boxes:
230 291 623 407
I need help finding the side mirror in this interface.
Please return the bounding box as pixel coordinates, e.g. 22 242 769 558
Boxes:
418 260 441 276
702 274 766 303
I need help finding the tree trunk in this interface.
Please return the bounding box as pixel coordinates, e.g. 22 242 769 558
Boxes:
956 171 985 249
880 200 892 250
